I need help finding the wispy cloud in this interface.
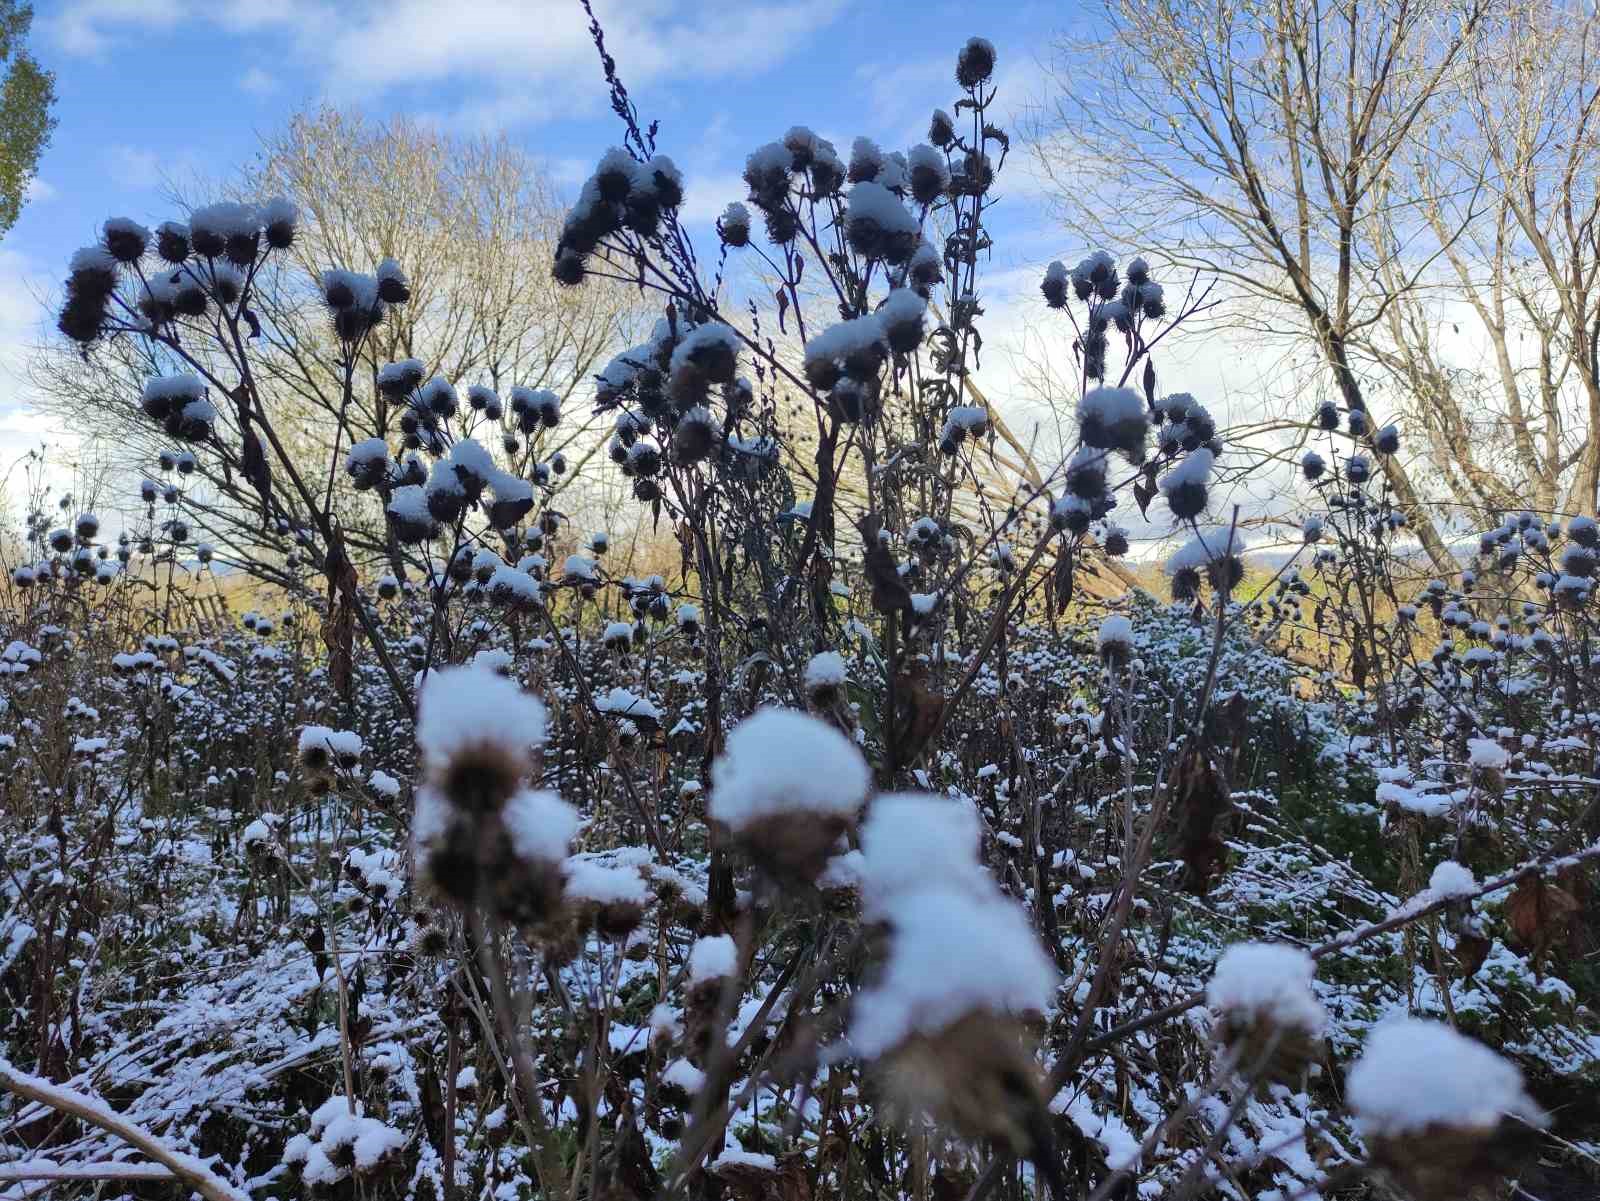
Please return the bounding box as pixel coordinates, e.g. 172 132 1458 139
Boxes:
239 66 279 95
42 0 187 57
103 145 163 191
47 0 848 130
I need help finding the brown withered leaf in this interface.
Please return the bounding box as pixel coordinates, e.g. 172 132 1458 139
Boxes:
859 514 912 615
1171 744 1231 895
1506 875 1579 978
323 527 359 701
598 1105 660 1201
1132 463 1158 518
1205 691 1249 756
1558 865 1594 958
1052 553 1074 611
1351 642 1369 691
1453 932 1492 980
776 1153 812 1201
894 660 945 766
240 427 273 522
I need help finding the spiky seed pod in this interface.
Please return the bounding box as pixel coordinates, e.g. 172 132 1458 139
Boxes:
1171 566 1202 601
262 198 297 249
878 1014 1059 1180
956 37 996 89
718 202 750 247
929 108 956 147
155 222 190 264
763 207 799 245
68 244 118 303
224 226 260 267
672 407 717 464
647 155 683 209
57 294 108 344
553 248 585 286
629 443 661 478
208 265 243 306
164 400 216 443
1166 479 1207 520
333 305 380 343
172 276 207 317
1066 451 1107 501
1041 262 1069 309
102 218 151 264
1206 944 1326 1089
828 377 877 424
427 487 464 526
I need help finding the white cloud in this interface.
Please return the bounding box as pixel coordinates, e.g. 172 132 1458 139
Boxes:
239 66 280 95
42 0 186 56
0 250 79 512
47 0 847 129
104 145 163 191
677 172 750 225
22 177 56 204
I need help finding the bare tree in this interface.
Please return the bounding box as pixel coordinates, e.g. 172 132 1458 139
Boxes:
32 107 642 583
1033 0 1494 570
1359 1 1600 520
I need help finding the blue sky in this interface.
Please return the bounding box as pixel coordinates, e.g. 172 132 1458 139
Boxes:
1 0 1256 530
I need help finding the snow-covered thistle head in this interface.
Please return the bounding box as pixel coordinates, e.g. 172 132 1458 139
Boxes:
851 791 1058 1164
261 197 298 250
375 257 409 304
414 783 578 930
155 220 190 264
1078 386 1149 464
717 201 751 248
708 707 870 885
955 36 996 89
416 663 547 813
1159 447 1213 521
845 181 919 265
1096 613 1133 667
802 650 848 709
1041 260 1069 308
1205 943 1324 1085
561 853 652 940
1347 1019 1545 1201
102 217 150 264
1167 527 1245 600
320 269 385 342
298 725 363 780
